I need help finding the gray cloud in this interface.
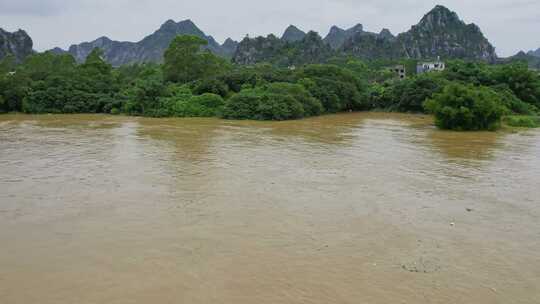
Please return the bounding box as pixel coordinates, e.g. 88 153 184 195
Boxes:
0 0 538 56
0 0 68 16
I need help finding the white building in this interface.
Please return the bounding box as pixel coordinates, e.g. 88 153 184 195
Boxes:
417 60 445 74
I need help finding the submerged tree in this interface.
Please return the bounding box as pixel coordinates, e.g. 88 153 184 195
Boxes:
424 84 505 131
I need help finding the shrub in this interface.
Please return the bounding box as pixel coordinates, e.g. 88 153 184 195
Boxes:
442 60 493 86
222 89 262 119
22 78 102 114
503 116 540 128
220 65 295 93
220 68 263 93
222 82 322 120
191 93 224 109
121 74 168 116
491 85 538 115
151 85 193 117
255 93 304 120
61 91 101 113
172 93 224 117
491 62 540 108
264 82 323 116
192 78 230 97
424 84 505 131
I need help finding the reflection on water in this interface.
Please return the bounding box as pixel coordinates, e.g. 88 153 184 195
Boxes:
1 113 540 304
427 128 503 161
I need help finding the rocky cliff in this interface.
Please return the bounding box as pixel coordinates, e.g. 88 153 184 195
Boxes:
221 38 239 58
0 28 33 62
395 5 497 61
378 29 395 40
341 6 496 61
323 24 365 49
52 20 235 66
232 34 286 65
66 36 138 66
281 25 306 42
342 31 401 60
233 31 333 66
289 31 334 65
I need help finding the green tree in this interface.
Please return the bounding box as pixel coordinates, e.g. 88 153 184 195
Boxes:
442 60 493 85
264 82 323 116
78 48 116 96
222 82 322 120
296 64 369 112
223 88 305 121
0 54 16 74
21 52 76 81
19 50 117 114
122 72 168 116
424 84 505 131
221 89 262 119
255 93 304 120
81 49 111 74
192 78 230 97
0 72 30 112
376 73 447 112
491 62 540 108
164 35 229 83
491 84 538 115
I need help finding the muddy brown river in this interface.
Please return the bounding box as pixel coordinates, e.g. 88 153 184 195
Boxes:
0 113 539 303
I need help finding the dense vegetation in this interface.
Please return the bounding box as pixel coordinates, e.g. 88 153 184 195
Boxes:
424 84 505 131
1 35 539 130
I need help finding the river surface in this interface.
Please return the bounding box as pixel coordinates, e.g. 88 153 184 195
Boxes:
0 113 539 304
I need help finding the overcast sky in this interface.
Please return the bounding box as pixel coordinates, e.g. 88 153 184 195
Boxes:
0 0 538 57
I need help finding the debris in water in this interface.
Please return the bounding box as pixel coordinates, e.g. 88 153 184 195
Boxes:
402 257 441 273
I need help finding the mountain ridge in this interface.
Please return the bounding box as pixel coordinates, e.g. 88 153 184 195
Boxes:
2 5 499 66
528 48 540 57
235 5 497 65
50 19 237 66
323 24 368 49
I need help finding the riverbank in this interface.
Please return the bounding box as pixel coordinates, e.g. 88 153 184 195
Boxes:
3 48 539 132
2 110 539 131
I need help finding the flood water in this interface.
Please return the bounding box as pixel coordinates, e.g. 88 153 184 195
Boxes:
1 113 539 303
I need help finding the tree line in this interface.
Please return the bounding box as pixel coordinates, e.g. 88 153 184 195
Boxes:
1 35 539 130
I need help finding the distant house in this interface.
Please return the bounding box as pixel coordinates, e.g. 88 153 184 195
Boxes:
7 71 16 76
417 59 445 74
389 65 406 79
